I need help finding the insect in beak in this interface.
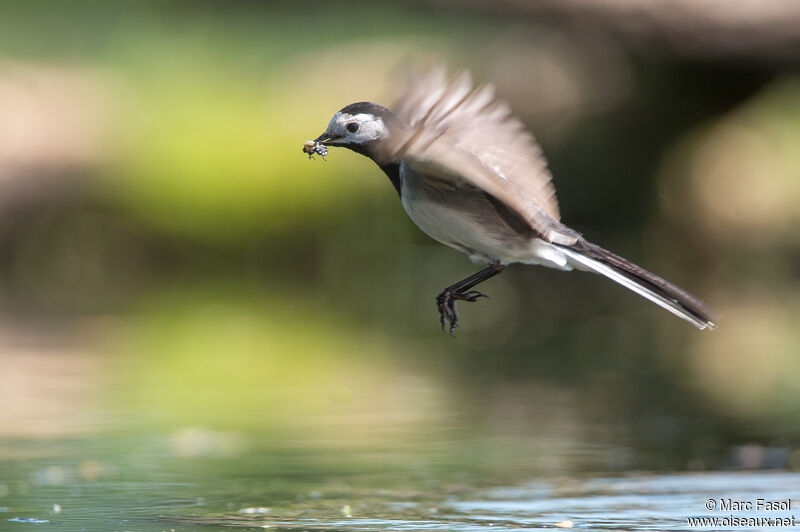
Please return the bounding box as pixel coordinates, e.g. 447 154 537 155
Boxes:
302 140 328 160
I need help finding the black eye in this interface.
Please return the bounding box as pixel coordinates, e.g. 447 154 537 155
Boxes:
346 122 359 133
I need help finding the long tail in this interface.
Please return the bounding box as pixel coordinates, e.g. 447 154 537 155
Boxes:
555 239 716 330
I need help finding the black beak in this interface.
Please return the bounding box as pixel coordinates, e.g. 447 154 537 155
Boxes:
314 132 340 146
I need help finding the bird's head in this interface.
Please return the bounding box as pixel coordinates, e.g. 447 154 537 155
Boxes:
314 102 395 160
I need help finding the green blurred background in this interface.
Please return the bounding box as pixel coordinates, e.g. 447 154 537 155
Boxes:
1 0 800 527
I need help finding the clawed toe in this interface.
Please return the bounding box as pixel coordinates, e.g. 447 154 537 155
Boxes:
431 264 505 335
460 290 487 302
435 289 489 336
436 292 457 335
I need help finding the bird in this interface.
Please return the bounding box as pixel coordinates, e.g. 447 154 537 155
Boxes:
307 67 715 334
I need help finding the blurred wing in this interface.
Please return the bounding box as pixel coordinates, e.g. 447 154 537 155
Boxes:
384 67 576 244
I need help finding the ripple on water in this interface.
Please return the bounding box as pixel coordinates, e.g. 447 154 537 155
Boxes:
154 471 800 531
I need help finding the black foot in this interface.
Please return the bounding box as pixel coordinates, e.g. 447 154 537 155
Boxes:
435 290 488 336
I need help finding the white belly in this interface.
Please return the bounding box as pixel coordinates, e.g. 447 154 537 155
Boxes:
399 168 573 271
401 193 491 257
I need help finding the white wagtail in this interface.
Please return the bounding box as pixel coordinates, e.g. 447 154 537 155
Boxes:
306 68 715 334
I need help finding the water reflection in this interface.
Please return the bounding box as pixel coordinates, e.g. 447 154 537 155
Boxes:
2 306 800 530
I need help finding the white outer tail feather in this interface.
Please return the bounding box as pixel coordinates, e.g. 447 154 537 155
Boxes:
557 246 715 330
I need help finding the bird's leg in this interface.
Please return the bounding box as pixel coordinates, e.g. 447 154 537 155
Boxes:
436 262 505 335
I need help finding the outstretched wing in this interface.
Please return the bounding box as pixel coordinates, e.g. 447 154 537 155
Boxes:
382 67 576 245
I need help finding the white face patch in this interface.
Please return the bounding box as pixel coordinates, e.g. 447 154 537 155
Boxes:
326 112 388 145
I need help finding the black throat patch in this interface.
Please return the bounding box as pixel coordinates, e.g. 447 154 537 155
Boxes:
378 162 402 197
